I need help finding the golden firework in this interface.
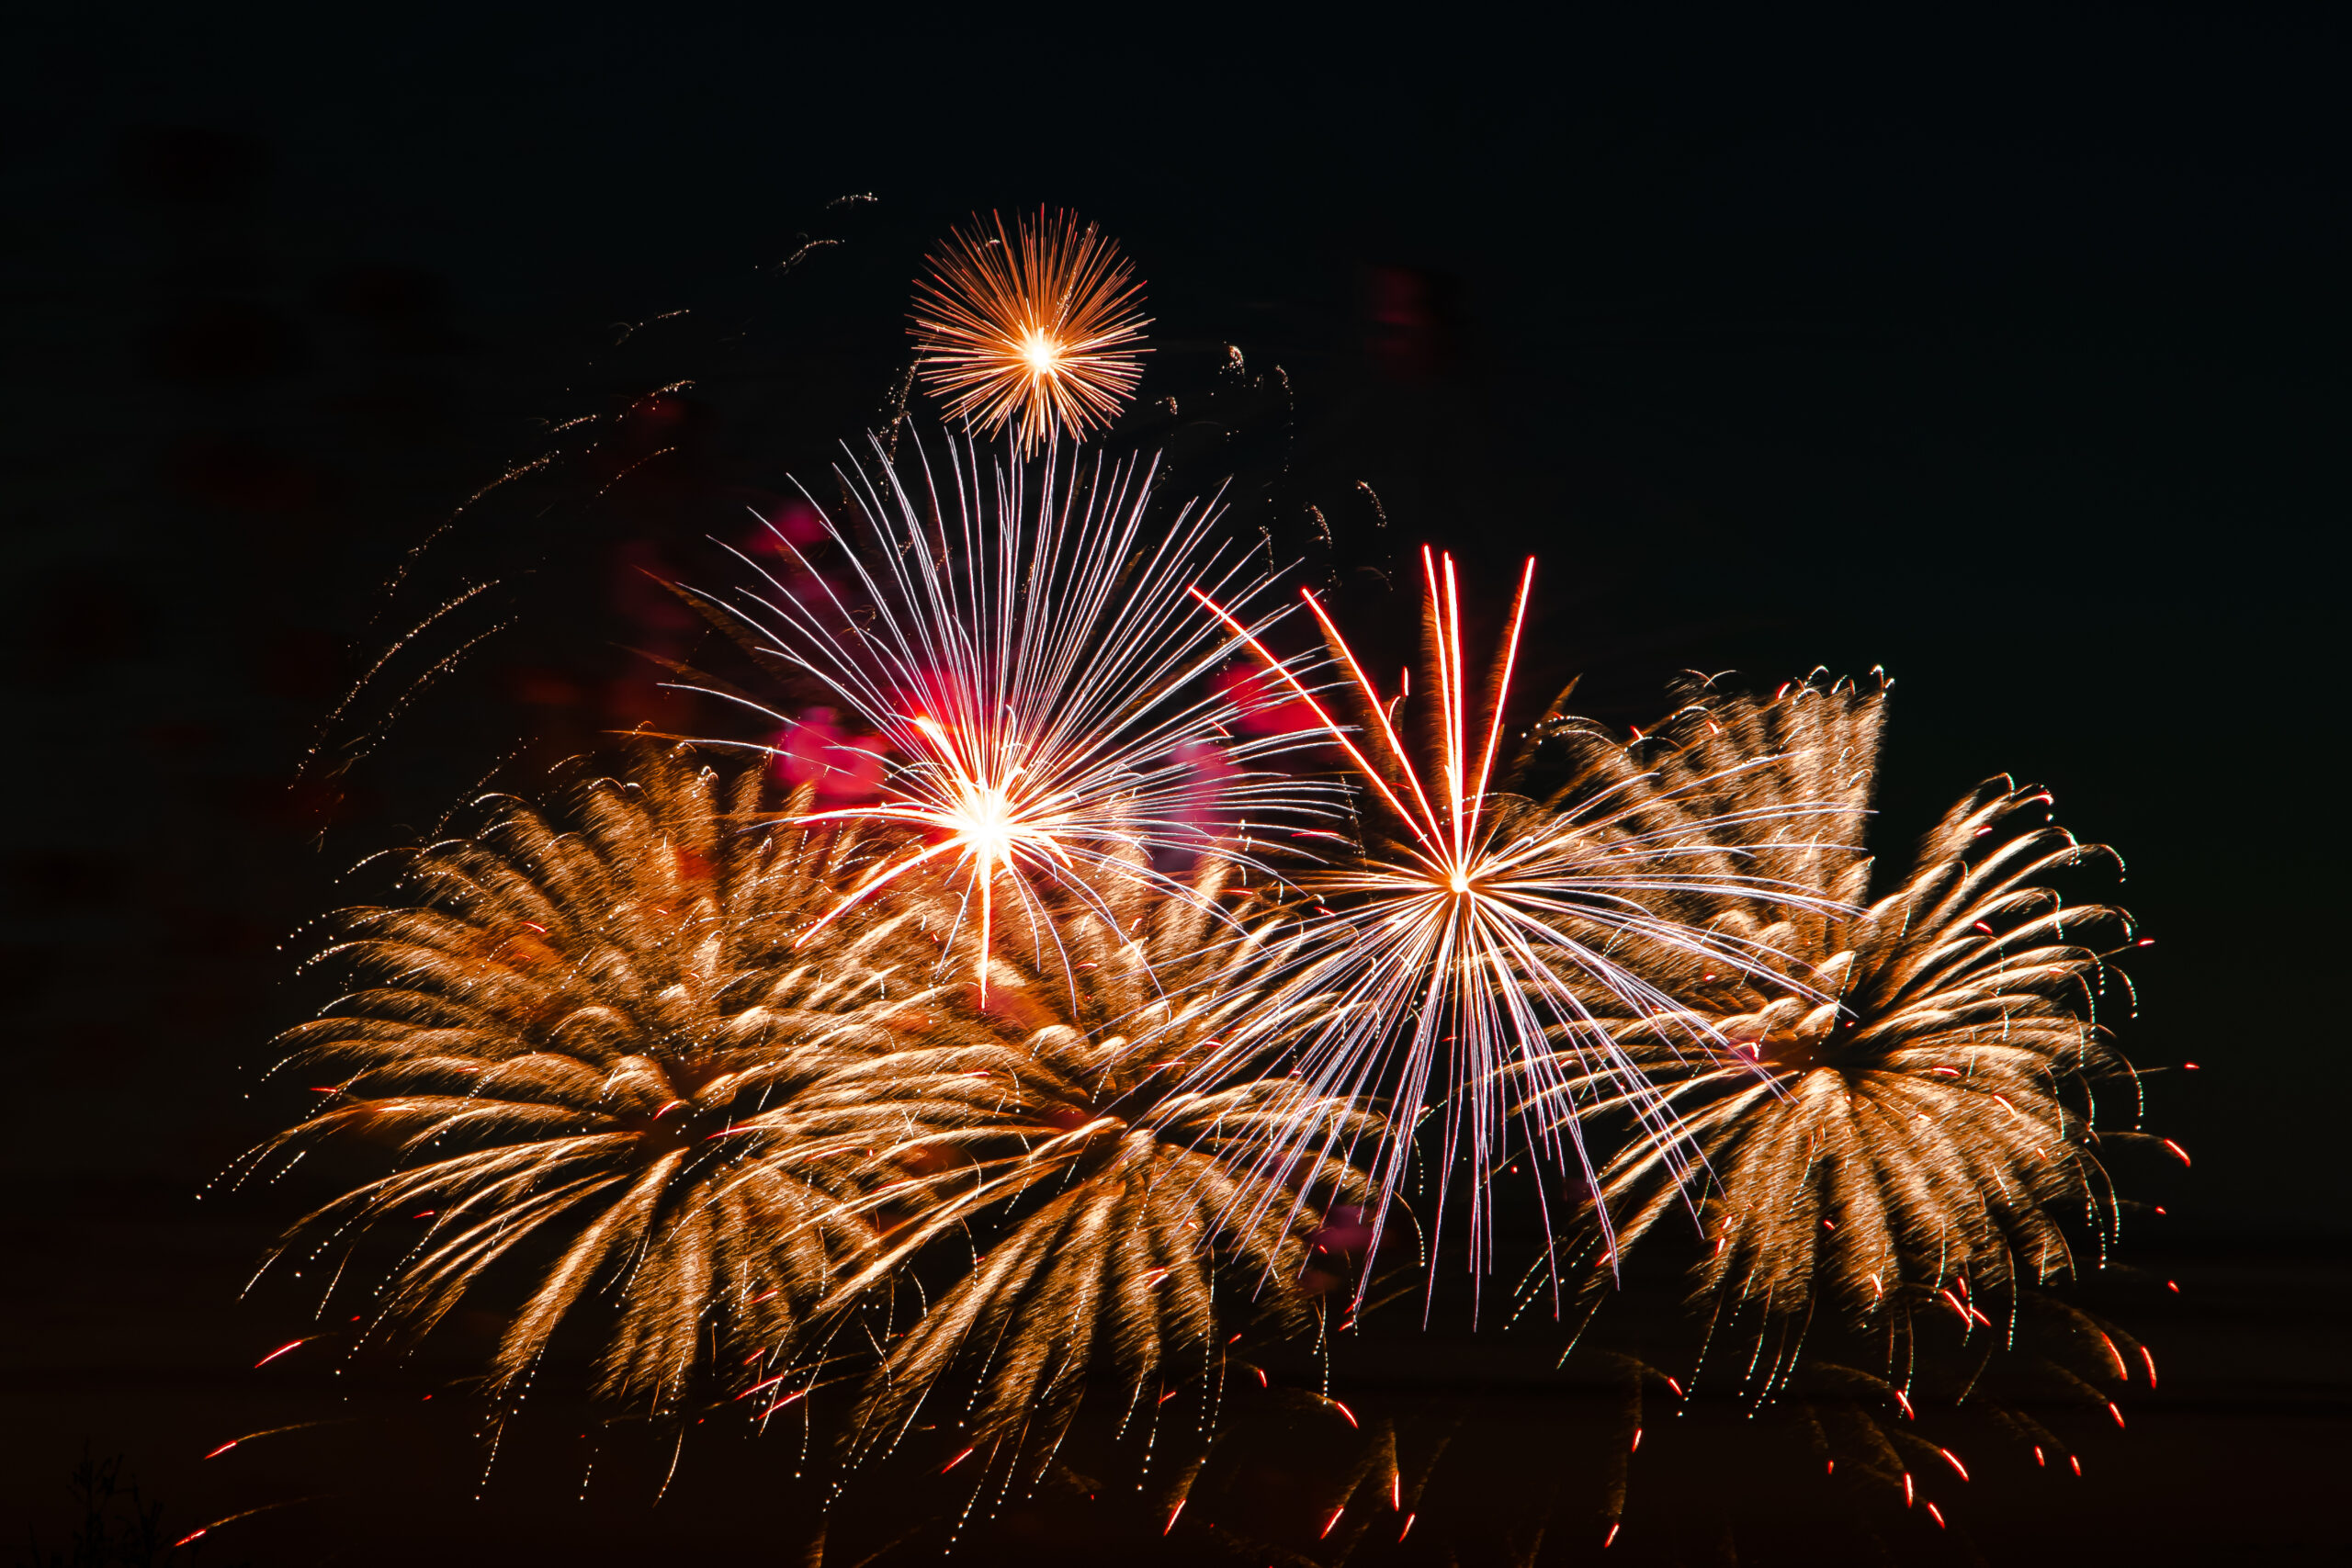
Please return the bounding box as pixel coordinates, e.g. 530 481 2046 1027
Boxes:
247 746 956 1413
817 852 1377 1470
910 209 1149 453
1545 680 2139 1337
246 742 1364 1450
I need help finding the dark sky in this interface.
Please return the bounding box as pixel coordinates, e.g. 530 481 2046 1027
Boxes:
4 6 2346 1563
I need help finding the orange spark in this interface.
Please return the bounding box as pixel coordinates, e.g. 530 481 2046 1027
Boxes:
910 209 1148 454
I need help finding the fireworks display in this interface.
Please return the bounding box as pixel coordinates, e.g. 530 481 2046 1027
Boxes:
251 739 1375 1470
1196 548 1859 1285
682 427 1325 1000
910 209 1149 454
827 853 1375 1468
233 213 2168 1554
1541 680 2135 1340
247 749 934 1410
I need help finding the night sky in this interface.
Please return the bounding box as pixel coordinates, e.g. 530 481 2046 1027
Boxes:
5 7 2346 1564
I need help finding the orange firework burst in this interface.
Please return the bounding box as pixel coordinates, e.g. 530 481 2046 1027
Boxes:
910 209 1149 453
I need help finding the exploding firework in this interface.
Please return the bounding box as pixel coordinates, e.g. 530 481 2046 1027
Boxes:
1543 680 2138 1340
685 427 1328 1000
228 207 2172 1562
246 746 950 1412
1195 550 1853 1287
817 852 1378 1469
910 209 1149 454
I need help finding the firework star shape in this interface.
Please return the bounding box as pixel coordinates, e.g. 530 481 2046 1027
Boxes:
910 208 1149 455
1197 549 1860 1294
684 425 1331 1001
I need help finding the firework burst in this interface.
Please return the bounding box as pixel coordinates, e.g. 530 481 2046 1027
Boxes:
687 427 1327 1000
1542 680 2138 1344
814 851 1377 1469
246 746 948 1412
910 209 1149 454
1195 550 1854 1289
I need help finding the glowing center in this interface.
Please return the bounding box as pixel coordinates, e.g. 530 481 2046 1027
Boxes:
951 786 1019 866
1447 869 1474 895
1020 330 1064 377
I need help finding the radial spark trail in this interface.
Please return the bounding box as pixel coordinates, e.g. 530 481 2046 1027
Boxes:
910 209 1149 454
690 428 1329 998
1195 549 1853 1292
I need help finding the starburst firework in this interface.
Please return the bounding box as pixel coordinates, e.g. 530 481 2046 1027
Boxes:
910 209 1149 454
246 747 947 1411
225 210 2175 1558
1544 681 2138 1337
1194 550 1854 1285
688 428 1326 1000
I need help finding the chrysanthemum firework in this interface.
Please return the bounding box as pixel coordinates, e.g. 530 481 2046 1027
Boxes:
910 209 1149 454
1197 550 1855 1288
815 852 1379 1471
247 746 949 1413
1543 680 2139 1341
685 426 1327 1000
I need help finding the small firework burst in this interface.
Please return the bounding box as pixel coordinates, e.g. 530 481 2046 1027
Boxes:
1544 681 2138 1337
910 209 1149 453
246 746 956 1412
